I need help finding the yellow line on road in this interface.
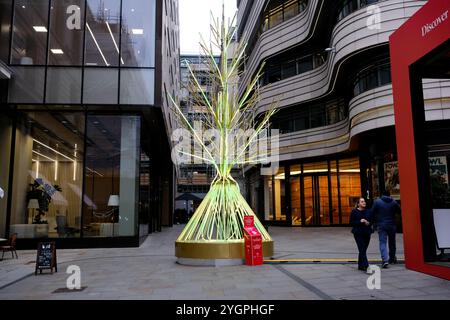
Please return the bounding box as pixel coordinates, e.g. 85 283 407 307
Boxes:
265 258 404 263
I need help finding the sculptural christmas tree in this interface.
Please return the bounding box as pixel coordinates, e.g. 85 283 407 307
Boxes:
170 8 276 263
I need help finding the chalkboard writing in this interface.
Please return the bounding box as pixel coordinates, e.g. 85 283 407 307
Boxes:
35 242 57 275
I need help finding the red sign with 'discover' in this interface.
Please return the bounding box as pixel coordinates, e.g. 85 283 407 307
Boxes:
243 216 263 266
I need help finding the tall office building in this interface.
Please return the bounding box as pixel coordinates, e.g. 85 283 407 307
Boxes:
0 0 180 248
238 0 450 227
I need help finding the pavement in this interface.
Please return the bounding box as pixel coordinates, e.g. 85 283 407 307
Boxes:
0 225 449 300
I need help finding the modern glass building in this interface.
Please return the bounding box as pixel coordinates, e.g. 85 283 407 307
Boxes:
0 0 180 248
238 0 450 227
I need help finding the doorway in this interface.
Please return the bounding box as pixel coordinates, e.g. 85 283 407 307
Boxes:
303 175 331 226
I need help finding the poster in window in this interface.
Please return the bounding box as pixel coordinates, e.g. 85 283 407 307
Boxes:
429 157 448 184
384 161 400 199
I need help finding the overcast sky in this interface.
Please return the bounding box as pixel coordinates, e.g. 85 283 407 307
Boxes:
179 0 237 55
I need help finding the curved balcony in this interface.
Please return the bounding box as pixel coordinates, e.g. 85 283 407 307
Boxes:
275 79 450 162
255 0 426 114
239 0 322 94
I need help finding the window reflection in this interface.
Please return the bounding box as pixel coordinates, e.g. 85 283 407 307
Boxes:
271 98 346 134
8 67 45 103
10 112 85 239
48 0 85 65
85 0 121 67
0 0 12 62
83 68 118 104
45 67 82 103
11 0 49 65
121 0 156 67
0 115 12 238
120 68 154 105
83 115 140 237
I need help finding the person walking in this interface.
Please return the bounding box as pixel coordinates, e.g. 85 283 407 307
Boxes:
371 190 401 268
350 197 373 272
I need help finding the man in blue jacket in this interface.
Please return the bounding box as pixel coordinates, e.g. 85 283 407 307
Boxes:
371 190 401 268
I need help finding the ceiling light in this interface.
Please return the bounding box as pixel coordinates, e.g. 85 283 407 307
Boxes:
132 29 144 35
33 26 48 32
51 49 64 54
22 5 25 9
131 8 135 12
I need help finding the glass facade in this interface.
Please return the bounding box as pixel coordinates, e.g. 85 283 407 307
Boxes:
0 0 171 247
0 0 12 62
271 98 347 134
10 111 85 239
0 115 12 238
263 52 327 85
262 157 362 226
8 0 156 105
6 111 145 239
262 0 308 32
83 115 140 238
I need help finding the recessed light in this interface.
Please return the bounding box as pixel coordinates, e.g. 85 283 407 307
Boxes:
33 26 48 32
22 5 26 9
51 49 64 54
61 120 68 124
93 121 99 125
132 29 144 35
131 8 135 12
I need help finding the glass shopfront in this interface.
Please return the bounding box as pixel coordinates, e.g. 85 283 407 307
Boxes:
7 111 143 240
0 115 12 238
263 157 362 226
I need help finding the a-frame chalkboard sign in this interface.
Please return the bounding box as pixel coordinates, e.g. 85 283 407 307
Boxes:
35 242 57 275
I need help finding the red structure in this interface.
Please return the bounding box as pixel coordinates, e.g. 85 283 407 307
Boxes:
390 0 450 280
243 216 263 266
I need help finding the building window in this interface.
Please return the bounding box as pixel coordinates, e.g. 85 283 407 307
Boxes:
85 0 121 67
263 0 308 31
83 115 140 238
8 67 45 103
0 0 12 62
45 67 82 103
271 98 346 134
337 0 381 22
48 0 85 65
0 115 12 238
353 61 391 97
121 0 156 67
10 111 85 239
11 0 49 65
120 68 155 105
263 52 326 85
83 68 119 104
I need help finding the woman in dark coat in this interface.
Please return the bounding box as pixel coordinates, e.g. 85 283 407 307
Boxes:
350 197 373 272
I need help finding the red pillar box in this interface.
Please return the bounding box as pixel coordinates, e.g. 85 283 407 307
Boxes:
243 216 263 266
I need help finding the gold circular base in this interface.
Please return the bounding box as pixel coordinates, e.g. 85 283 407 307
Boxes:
175 240 274 260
